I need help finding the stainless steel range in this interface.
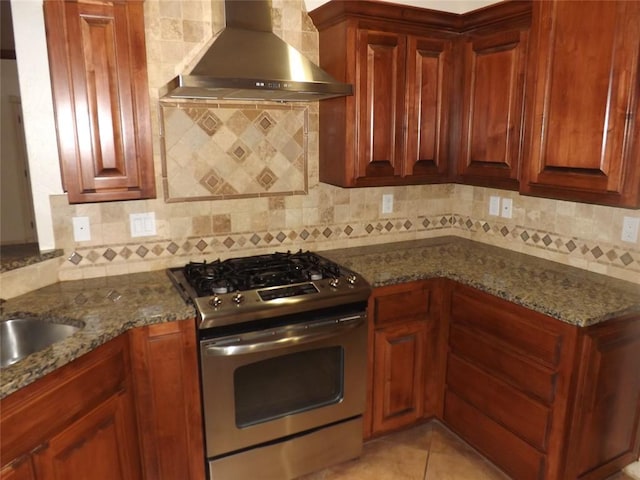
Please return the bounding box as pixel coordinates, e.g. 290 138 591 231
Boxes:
167 250 371 480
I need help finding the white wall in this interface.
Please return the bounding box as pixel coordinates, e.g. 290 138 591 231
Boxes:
11 0 61 251
0 59 35 244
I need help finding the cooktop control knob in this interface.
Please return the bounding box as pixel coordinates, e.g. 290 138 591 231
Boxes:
329 278 340 288
346 274 357 285
210 296 223 308
232 293 245 305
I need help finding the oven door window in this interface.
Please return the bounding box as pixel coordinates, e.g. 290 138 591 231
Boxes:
234 347 344 428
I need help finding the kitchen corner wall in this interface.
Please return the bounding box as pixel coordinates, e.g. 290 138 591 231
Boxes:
3 0 638 295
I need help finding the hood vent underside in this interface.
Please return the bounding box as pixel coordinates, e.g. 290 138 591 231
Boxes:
161 0 352 102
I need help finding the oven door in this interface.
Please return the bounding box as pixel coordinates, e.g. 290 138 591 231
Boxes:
199 310 368 459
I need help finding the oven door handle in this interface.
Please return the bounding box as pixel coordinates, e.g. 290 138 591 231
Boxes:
202 314 365 356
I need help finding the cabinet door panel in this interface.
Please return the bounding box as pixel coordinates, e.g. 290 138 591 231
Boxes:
458 29 527 188
372 320 427 433
357 30 405 180
522 0 640 206
34 392 141 480
73 4 132 190
405 36 452 179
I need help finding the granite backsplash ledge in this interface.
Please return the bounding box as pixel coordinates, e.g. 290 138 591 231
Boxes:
320 236 640 328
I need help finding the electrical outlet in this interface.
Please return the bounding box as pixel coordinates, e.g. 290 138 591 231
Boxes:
382 194 393 214
72 216 91 242
501 198 513 219
489 196 500 216
621 216 640 243
130 212 156 237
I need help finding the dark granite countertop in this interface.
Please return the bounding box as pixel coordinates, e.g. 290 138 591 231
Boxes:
1 236 639 400
320 236 640 328
0 271 194 399
0 246 64 273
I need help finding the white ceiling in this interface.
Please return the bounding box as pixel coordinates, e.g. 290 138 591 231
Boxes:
304 0 502 15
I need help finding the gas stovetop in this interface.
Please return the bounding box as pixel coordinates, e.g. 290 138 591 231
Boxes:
167 250 371 330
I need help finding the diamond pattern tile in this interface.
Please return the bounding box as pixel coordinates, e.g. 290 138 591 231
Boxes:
103 248 117 261
161 104 308 201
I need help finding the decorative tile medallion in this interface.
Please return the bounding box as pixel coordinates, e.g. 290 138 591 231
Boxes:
160 101 308 201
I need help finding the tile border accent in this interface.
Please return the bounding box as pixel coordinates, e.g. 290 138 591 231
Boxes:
61 213 640 282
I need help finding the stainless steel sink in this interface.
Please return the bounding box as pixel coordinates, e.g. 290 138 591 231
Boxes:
0 318 81 368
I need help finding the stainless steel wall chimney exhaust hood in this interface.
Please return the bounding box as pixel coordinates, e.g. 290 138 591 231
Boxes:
161 0 352 102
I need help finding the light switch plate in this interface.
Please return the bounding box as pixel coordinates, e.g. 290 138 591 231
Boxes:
130 212 156 238
382 194 393 214
72 216 91 242
489 196 500 216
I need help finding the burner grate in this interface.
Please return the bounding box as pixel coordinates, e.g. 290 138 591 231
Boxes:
183 250 341 296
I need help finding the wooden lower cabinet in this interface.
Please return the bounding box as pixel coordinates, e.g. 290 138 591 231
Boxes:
372 319 428 434
365 280 640 479
367 280 445 437
0 335 142 479
129 319 205 480
564 318 640 480
441 282 640 480
33 391 141 480
0 319 206 480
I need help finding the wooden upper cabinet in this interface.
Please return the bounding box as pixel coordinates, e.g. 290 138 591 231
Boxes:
521 0 640 207
356 30 405 181
457 27 529 190
310 2 455 187
44 0 155 203
405 36 452 181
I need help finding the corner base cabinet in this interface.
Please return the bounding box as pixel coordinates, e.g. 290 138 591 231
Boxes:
443 282 640 480
0 336 142 480
0 319 206 480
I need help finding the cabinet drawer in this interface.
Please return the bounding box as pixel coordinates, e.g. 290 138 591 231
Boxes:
444 390 545 480
449 323 557 403
451 286 567 366
447 353 551 450
373 282 431 326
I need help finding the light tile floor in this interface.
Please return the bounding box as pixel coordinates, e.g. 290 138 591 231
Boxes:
300 421 635 480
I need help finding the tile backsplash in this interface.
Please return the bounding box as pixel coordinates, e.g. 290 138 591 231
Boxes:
2 0 638 298
160 102 308 201
46 182 639 285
